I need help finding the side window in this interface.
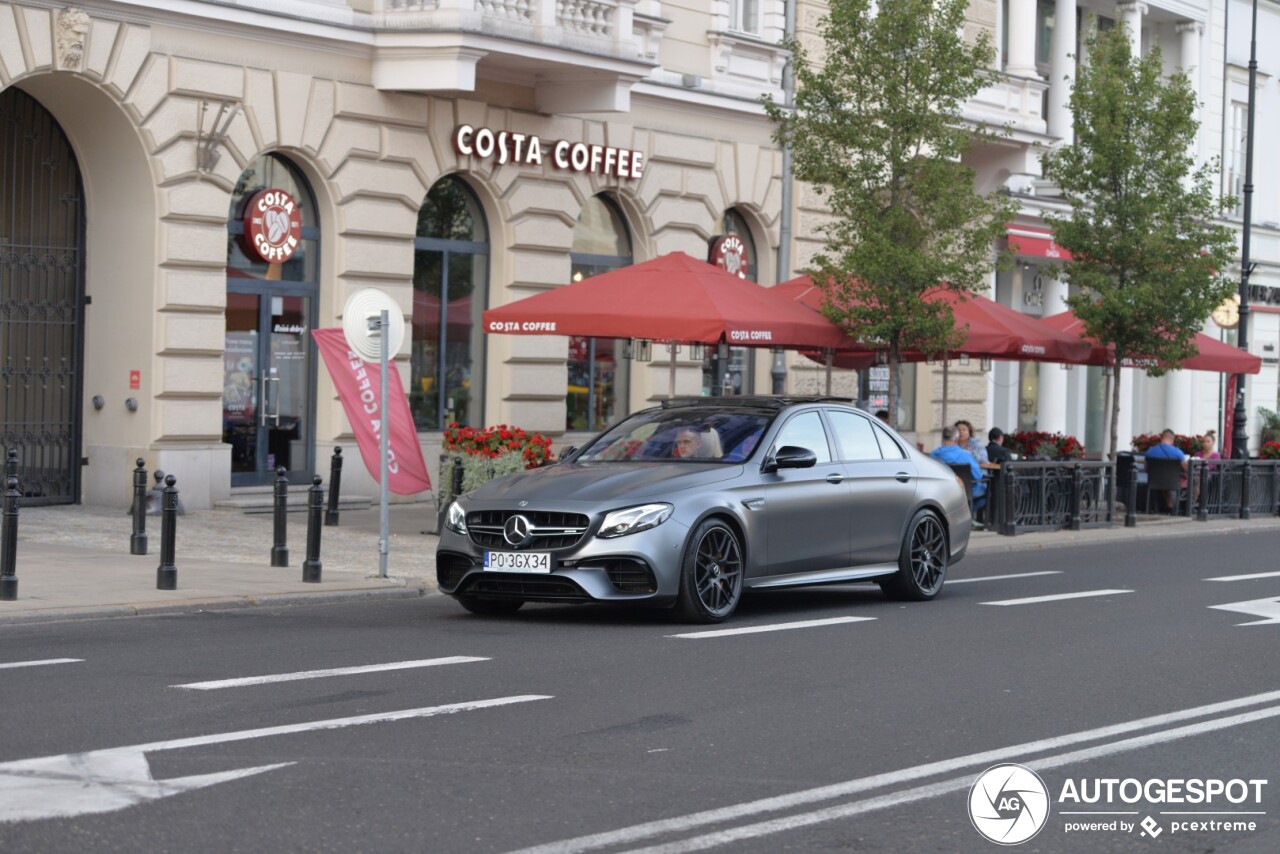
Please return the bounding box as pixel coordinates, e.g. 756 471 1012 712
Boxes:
872 424 907 459
773 411 831 463
828 411 883 461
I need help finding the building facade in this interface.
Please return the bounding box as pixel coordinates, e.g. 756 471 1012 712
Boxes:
1 0 1272 509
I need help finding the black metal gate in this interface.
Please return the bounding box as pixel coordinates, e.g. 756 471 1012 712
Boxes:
0 87 85 505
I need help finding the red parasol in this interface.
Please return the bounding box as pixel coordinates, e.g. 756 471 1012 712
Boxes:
1041 310 1261 374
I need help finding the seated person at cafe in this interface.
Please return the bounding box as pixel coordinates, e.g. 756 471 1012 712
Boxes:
930 426 986 512
1144 428 1188 511
954 419 989 465
986 427 1013 465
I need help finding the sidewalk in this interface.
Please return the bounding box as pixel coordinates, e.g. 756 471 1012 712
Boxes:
3 501 1279 625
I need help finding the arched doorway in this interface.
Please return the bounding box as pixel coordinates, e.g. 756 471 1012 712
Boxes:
569 195 633 431
223 155 320 486
410 176 489 430
704 207 759 396
0 88 85 505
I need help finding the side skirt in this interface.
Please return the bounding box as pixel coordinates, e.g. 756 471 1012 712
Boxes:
746 565 898 589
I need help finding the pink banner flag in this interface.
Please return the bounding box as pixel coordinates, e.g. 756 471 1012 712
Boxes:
311 327 432 495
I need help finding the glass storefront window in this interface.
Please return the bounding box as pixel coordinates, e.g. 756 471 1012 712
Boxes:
569 196 632 431
1019 361 1040 431
703 209 759 396
411 177 488 431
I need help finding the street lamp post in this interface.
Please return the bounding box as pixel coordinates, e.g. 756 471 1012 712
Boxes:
1231 0 1259 459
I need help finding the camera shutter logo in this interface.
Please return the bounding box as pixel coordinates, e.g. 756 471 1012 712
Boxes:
968 763 1051 845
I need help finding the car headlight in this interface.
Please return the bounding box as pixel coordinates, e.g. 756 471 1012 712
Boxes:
597 503 673 539
445 501 468 535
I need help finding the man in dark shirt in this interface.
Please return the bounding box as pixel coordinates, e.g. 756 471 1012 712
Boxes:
987 427 1013 465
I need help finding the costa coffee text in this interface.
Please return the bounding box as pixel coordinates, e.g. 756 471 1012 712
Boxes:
453 125 645 180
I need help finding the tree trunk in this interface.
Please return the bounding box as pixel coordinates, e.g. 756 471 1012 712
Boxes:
1108 359 1123 462
887 339 901 431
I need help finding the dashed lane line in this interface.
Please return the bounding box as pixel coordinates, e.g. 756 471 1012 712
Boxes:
0 658 83 670
171 656 489 690
667 617 875 639
981 589 1133 606
1205 570 1280 582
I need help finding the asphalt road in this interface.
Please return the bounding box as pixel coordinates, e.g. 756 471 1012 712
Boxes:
3 529 1280 853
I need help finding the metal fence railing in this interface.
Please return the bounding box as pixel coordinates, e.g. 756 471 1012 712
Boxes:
1190 459 1280 520
992 461 1116 536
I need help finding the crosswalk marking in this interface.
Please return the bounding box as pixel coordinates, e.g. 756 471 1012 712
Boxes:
0 658 83 670
668 617 875 639
981 589 1133 606
1205 571 1280 582
947 571 1062 584
171 656 489 690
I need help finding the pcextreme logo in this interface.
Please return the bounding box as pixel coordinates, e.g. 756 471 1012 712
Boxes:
968 763 1051 845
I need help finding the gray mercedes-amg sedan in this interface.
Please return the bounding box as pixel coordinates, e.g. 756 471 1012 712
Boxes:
436 397 971 622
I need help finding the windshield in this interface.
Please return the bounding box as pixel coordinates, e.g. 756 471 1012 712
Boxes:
577 407 773 463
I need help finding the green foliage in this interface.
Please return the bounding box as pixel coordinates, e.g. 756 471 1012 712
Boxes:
436 450 527 509
1039 25 1238 458
764 0 1015 423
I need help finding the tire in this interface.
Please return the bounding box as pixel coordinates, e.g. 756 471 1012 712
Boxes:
879 509 948 601
456 596 525 616
674 518 745 623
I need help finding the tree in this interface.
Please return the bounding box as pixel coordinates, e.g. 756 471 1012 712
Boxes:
1040 25 1237 460
765 0 1014 428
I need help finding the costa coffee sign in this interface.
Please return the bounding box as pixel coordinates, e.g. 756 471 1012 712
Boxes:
453 125 645 180
243 189 302 263
709 234 748 278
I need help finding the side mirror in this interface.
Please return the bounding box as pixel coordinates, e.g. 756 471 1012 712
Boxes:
765 445 817 472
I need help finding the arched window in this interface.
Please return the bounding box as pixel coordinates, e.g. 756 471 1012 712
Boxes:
411 177 489 430
569 195 632 431
703 208 759 396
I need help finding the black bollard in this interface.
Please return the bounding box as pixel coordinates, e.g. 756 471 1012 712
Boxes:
1069 464 1083 531
1197 460 1211 522
271 466 289 567
325 447 343 527
130 458 148 555
1241 459 1253 520
451 456 464 502
1 475 19 601
303 475 324 583
156 475 178 590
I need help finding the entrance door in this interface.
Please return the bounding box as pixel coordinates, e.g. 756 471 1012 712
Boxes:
223 290 314 486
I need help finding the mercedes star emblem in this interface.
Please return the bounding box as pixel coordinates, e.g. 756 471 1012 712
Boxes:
503 514 533 548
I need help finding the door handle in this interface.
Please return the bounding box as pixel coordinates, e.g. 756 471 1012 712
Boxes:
268 376 281 426
259 374 269 427
895 472 911 483
826 473 844 484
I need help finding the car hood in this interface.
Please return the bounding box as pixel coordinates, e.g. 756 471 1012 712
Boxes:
468 461 745 503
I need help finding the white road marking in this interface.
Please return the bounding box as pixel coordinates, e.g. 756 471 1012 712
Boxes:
981 589 1132 606
508 687 1280 854
1206 570 1280 582
0 658 83 670
667 617 875 639
614 704 1280 854
171 656 489 690
1209 596 1280 626
947 571 1062 584
0 695 550 823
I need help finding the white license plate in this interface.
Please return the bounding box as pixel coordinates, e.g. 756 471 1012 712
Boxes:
483 551 552 573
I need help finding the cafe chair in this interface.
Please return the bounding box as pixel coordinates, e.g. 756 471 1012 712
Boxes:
947 463 977 513
1144 457 1187 515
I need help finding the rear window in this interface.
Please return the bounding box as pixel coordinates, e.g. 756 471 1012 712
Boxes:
577 407 773 463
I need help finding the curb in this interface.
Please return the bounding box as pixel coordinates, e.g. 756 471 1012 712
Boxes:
0 584 434 627
966 518 1280 555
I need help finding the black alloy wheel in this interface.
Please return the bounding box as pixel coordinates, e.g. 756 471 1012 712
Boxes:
675 519 744 623
880 509 948 601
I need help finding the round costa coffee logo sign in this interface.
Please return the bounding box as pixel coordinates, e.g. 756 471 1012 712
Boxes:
709 234 747 278
968 763 1050 845
243 189 302 264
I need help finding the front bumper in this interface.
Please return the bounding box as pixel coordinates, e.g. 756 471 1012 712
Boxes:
436 515 690 605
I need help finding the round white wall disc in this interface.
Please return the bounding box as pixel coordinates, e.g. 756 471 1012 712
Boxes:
342 288 405 362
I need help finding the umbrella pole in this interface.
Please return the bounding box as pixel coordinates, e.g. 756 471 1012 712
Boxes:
825 350 833 395
669 342 677 398
942 357 949 430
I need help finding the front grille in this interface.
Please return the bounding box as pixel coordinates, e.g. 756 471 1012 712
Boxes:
460 574 588 601
602 559 657 594
436 552 474 591
467 510 591 551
